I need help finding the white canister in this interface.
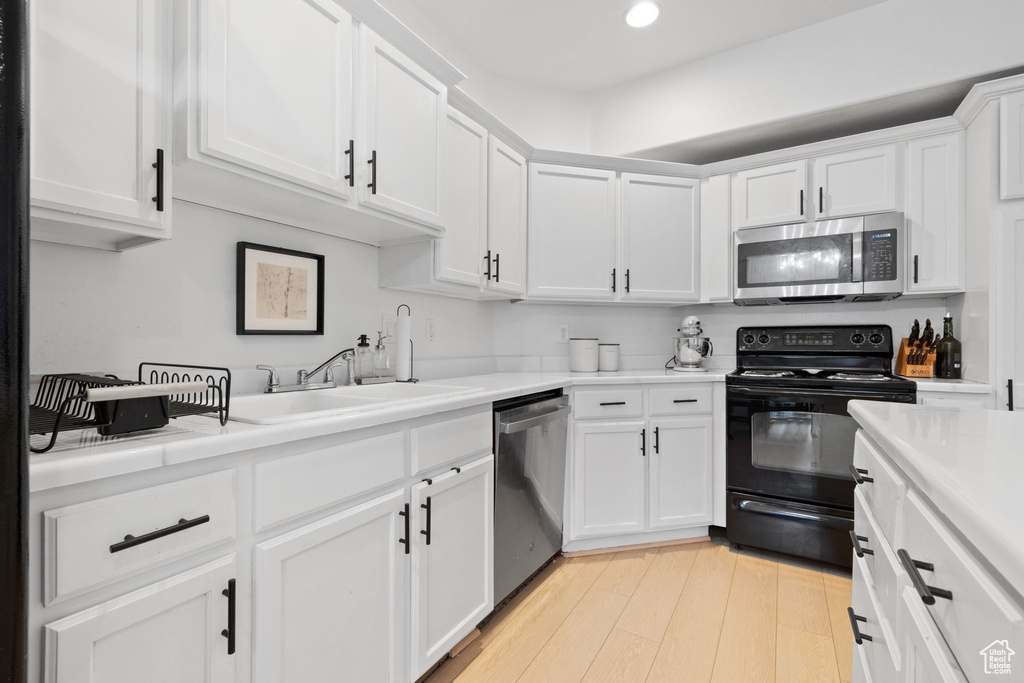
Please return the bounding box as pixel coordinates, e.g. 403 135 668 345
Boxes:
598 344 620 372
569 338 599 372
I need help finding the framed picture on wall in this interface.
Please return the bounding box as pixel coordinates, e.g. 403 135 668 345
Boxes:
236 242 325 335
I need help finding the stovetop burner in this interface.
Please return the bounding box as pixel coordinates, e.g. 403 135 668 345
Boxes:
827 372 894 382
739 370 797 378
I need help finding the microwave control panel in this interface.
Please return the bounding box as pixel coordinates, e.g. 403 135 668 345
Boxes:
863 229 898 281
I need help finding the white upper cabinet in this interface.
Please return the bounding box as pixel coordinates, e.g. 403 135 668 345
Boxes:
904 132 964 295
359 26 446 230
435 109 487 288
528 164 618 300
1000 91 1024 200
813 145 898 219
200 0 354 199
30 0 171 251
699 175 734 303
620 174 700 302
732 160 807 229
486 137 528 297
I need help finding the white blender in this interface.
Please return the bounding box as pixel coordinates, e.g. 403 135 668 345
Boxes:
672 315 714 372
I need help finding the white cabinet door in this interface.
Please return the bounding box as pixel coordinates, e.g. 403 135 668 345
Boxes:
30 0 170 245
254 490 407 683
486 137 528 296
44 556 236 683
995 211 1024 413
813 145 898 219
529 164 618 300
360 26 446 229
700 175 733 303
905 133 964 294
572 422 646 538
732 160 807 229
411 455 494 679
648 417 714 530
1000 91 1024 200
621 174 700 302
200 0 354 199
436 109 487 287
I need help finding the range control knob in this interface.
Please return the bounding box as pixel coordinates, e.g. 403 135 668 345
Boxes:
850 333 865 345
742 333 756 346
758 333 771 345
869 332 884 345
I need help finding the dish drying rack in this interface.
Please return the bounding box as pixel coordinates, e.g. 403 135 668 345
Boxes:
30 363 231 453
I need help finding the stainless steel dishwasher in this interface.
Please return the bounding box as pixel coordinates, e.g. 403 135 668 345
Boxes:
493 390 570 603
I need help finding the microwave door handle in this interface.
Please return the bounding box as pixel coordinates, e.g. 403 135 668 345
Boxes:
851 231 863 283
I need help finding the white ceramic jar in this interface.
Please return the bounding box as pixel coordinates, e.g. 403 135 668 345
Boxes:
598 344 620 372
569 338 599 372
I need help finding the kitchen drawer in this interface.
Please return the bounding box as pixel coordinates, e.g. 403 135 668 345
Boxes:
852 554 901 683
648 385 712 416
43 471 237 604
411 409 492 475
898 587 967 683
853 431 906 546
854 488 907 654
254 431 405 531
900 490 1024 680
572 388 644 420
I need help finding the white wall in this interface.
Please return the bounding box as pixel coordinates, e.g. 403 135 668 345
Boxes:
30 201 499 394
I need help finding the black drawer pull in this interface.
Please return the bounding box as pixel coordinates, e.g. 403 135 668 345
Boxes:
484 250 492 280
848 608 872 644
398 503 410 554
221 578 236 655
494 252 500 282
599 401 626 406
109 514 210 553
673 399 698 404
611 268 616 292
653 427 660 454
849 465 873 485
367 150 377 194
850 531 874 558
898 549 953 605
420 496 432 545
799 189 804 216
625 269 630 293
344 139 354 186
151 148 164 212
451 467 461 474
640 428 646 455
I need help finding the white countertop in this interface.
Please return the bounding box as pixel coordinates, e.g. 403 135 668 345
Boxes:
29 370 726 493
849 401 1024 593
909 377 992 394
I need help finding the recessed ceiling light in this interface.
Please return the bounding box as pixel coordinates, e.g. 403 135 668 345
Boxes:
625 1 660 28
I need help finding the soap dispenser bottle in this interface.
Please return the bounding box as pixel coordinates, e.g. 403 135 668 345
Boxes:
374 331 391 379
355 334 374 382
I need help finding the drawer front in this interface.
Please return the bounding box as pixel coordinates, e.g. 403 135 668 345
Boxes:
572 388 644 420
901 490 1024 680
254 431 405 531
411 410 492 475
648 385 712 416
853 431 906 545
898 587 968 683
852 555 900 683
854 489 907 653
44 471 237 604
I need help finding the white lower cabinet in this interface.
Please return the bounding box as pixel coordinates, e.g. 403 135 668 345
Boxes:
254 489 408 683
572 421 647 538
648 417 713 530
410 455 494 678
45 556 238 683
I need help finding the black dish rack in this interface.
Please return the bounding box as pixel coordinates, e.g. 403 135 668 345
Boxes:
30 363 231 453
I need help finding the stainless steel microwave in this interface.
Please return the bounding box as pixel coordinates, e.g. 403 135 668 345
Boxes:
733 212 904 305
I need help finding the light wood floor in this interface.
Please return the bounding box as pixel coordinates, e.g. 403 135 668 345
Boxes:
424 539 853 683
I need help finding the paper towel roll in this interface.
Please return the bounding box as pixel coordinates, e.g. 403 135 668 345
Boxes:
395 310 412 381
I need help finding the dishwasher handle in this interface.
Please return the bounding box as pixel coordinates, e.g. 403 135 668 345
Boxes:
498 404 571 435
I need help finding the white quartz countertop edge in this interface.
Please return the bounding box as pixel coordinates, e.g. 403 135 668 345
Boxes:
909 378 992 393
848 400 1024 597
30 371 726 493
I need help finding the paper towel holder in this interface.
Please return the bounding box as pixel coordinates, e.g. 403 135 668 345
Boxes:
396 304 419 383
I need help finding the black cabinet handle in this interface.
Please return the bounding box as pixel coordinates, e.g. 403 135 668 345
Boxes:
799 189 804 216
151 148 164 212
398 503 410 554
109 514 210 553
599 401 626 406
847 608 872 645
420 496 432 545
625 269 630 293
344 139 354 187
221 578 236 655
653 427 659 454
913 255 919 284
367 150 377 194
484 250 492 280
848 465 873 485
898 549 953 605
640 428 646 455
850 531 874 558
611 268 616 293
673 399 698 404
818 187 824 214
494 252 500 282
1008 379 1014 411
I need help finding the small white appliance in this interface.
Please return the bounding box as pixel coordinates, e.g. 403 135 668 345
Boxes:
673 316 713 372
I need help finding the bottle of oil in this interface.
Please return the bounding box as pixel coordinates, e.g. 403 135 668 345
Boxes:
933 313 962 379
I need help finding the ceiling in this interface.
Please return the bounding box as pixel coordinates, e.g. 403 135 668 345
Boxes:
381 0 886 92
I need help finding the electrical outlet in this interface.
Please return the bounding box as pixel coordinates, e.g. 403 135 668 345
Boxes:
558 323 570 344
426 318 437 343
381 314 397 340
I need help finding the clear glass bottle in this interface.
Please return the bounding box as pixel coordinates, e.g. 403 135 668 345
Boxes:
355 334 374 381
933 313 963 379
374 331 391 378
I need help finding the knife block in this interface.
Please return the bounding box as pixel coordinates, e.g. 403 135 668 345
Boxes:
895 338 935 377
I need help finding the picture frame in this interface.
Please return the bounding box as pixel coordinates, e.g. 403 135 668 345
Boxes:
236 242 325 335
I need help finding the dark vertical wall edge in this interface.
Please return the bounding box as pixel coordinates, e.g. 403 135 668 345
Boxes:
0 0 30 681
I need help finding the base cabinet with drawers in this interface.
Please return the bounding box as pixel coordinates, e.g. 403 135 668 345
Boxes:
568 383 714 550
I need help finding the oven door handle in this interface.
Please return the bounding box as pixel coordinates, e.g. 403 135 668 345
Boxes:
728 386 913 402
735 499 852 530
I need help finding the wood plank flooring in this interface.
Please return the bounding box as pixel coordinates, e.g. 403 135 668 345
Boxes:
424 540 853 683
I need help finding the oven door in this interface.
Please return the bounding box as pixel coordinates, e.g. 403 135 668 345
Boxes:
734 218 863 303
726 384 914 508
